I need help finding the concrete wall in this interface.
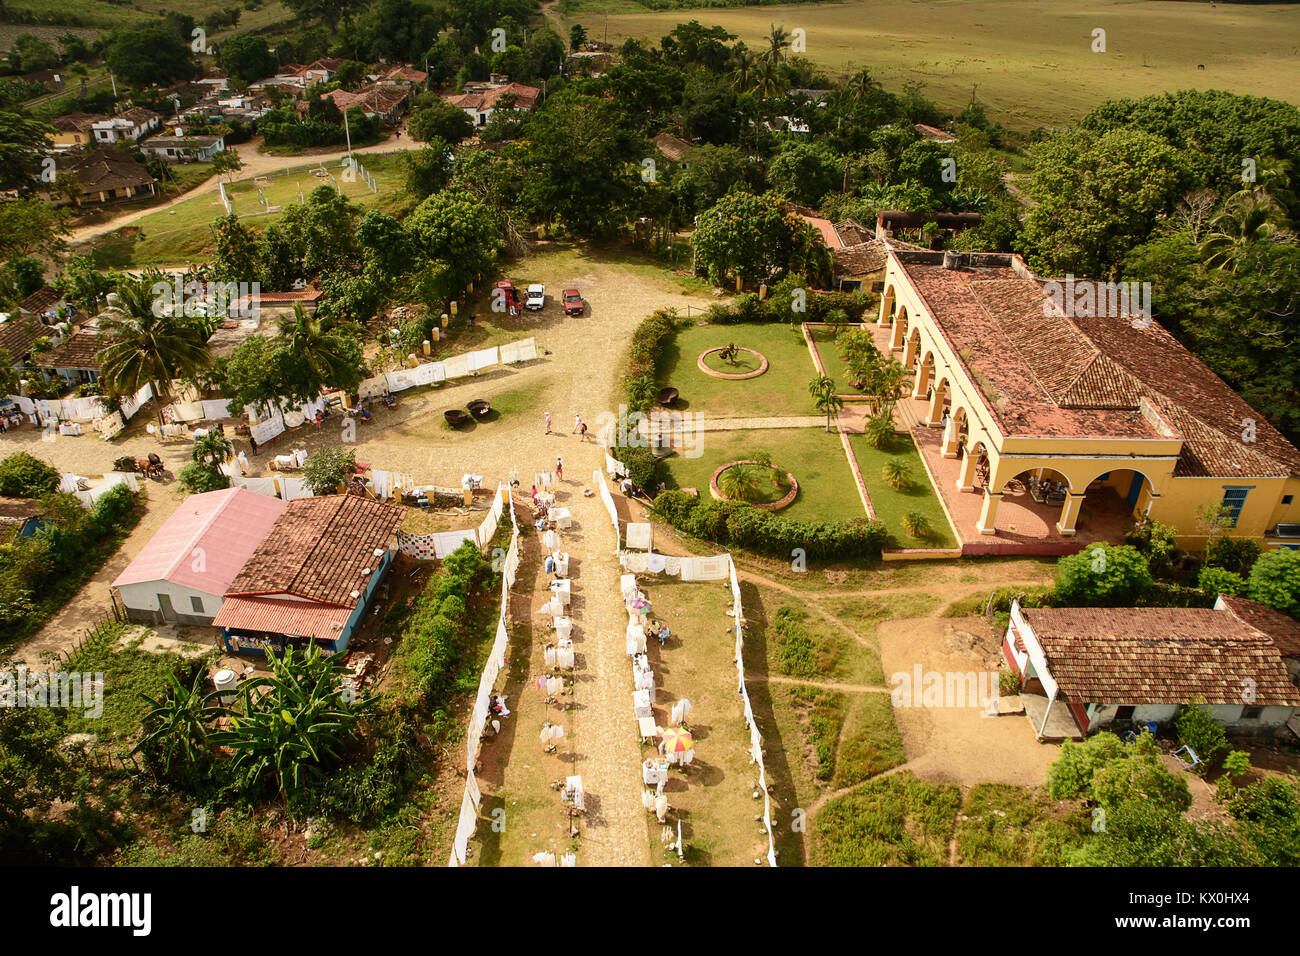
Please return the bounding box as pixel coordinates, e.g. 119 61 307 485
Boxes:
117 580 220 626
1088 702 1293 735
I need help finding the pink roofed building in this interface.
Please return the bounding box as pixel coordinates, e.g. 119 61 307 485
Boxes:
111 488 287 625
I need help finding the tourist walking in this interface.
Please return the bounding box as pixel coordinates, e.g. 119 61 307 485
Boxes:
545 411 551 434
573 414 582 434
555 457 564 481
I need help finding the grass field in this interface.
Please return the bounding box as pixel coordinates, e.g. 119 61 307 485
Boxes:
661 426 862 522
81 155 408 268
1 0 291 31
847 431 958 548
561 0 1300 129
656 321 821 419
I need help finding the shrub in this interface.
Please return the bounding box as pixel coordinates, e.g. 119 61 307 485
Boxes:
0 452 59 498
1054 544 1153 605
881 459 912 490
1247 549 1300 617
863 413 896 451
1205 535 1262 576
901 511 931 540
177 461 230 494
1175 702 1228 770
1197 565 1245 600
651 489 886 561
611 444 659 492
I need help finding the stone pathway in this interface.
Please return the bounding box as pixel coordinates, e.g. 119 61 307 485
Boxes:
556 477 651 866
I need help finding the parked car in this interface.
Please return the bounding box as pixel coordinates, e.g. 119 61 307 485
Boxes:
525 283 546 311
562 289 585 316
495 280 520 312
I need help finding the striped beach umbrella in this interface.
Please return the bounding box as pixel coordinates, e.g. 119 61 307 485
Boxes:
660 727 694 753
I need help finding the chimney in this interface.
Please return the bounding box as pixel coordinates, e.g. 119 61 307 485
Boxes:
943 250 962 270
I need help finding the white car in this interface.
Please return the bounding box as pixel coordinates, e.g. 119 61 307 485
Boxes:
525 284 546 311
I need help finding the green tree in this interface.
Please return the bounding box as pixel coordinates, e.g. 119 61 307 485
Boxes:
0 452 58 498
302 445 357 496
0 114 56 194
569 23 587 52
134 669 225 785
808 374 843 431
402 140 454 202
192 431 234 468
692 190 825 285
177 460 229 494
274 303 366 397
106 24 195 87
0 197 69 259
1019 128 1186 276
405 188 501 303
1054 543 1153 605
95 277 210 429
220 34 277 85
408 99 474 145
1247 549 1300 617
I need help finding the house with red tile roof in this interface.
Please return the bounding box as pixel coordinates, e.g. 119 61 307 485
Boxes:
213 495 405 656
112 488 287 625
445 80 540 127
877 248 1300 550
1004 599 1300 740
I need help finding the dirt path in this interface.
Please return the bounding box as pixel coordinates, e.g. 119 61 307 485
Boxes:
68 134 425 244
14 481 188 667
745 673 887 693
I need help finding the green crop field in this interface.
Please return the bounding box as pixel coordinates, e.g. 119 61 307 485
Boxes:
560 0 1300 129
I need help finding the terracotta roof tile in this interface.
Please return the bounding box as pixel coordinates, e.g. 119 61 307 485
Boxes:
1022 606 1300 706
226 495 404 606
1218 595 1300 657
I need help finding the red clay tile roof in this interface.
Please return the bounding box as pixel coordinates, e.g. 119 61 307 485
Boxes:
18 286 62 315
0 315 42 358
894 251 1300 476
212 595 355 642
225 495 404 606
652 132 696 163
1022 605 1300 706
66 147 155 194
446 81 539 112
32 328 102 371
1218 595 1300 658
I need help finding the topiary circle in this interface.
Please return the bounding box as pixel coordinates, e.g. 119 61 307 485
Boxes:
698 346 769 379
709 460 799 511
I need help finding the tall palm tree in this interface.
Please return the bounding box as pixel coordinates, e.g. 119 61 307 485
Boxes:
95 276 210 429
844 68 880 105
765 24 791 64
1198 189 1294 272
755 58 788 99
809 375 843 432
192 431 233 468
276 302 352 389
730 47 758 93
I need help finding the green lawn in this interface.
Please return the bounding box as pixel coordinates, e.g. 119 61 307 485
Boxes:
806 325 870 397
82 154 409 268
812 772 962 867
847 432 957 549
656 321 821 419
661 426 862 523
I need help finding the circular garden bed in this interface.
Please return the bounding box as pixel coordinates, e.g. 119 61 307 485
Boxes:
697 346 769 380
709 460 799 511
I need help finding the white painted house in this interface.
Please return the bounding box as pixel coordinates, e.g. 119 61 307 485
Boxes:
111 487 285 625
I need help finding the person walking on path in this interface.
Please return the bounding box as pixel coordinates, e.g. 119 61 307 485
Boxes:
249 434 258 455
579 421 588 442
545 411 552 434
573 414 582 434
556 457 564 481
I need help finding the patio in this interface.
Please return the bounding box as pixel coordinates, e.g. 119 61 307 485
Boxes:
868 323 1135 557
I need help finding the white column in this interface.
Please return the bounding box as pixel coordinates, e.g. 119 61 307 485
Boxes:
956 451 977 491
977 491 1001 535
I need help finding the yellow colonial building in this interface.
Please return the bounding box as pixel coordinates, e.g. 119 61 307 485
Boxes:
876 249 1300 551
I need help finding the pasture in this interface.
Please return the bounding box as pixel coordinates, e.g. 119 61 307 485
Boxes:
563 0 1300 129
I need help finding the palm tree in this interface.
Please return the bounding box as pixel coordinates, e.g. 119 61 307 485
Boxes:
902 511 932 539
866 359 908 417
765 24 791 64
754 58 788 99
809 375 843 432
865 411 896 451
1198 189 1294 272
95 276 210 430
730 47 758 93
192 430 233 468
882 458 913 490
276 303 354 391
843 68 880 105
718 462 764 503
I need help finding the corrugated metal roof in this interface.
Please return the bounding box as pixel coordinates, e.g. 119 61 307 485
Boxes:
211 595 351 642
112 488 286 595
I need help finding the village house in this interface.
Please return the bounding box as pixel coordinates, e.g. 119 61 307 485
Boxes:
875 248 1300 550
651 132 698 169
194 69 231 93
139 132 227 163
319 83 409 124
111 488 287 625
213 495 405 657
55 146 156 206
374 64 428 86
1004 599 1300 740
91 107 162 144
49 112 104 149
445 78 540 127
29 319 101 387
